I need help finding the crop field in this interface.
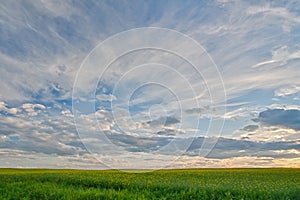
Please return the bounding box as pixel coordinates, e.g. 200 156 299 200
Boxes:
0 168 299 200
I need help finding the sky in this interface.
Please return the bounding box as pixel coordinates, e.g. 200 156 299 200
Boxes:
0 0 299 169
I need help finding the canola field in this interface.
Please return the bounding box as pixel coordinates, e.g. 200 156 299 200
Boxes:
0 168 299 200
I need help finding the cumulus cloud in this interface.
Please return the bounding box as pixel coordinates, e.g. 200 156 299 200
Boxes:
21 103 46 116
0 101 19 115
0 102 6 110
61 109 73 117
0 102 86 157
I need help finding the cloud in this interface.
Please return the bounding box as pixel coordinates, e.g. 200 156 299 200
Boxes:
61 109 73 117
96 94 117 101
144 116 181 127
186 137 300 159
0 101 20 115
184 105 215 117
21 103 46 116
252 47 300 69
240 125 259 132
223 105 260 121
1 100 299 168
247 4 300 24
267 104 300 110
0 102 6 110
274 85 300 97
0 148 103 169
80 129 300 160
157 128 185 136
234 123 300 143
1 0 299 105
106 132 172 153
0 102 86 157
258 108 300 130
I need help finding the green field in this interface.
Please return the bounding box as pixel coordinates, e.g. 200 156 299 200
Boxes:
0 168 299 200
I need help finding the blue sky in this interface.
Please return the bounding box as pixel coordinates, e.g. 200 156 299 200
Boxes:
0 0 299 169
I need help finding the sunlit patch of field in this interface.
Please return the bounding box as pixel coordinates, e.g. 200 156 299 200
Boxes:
0 168 299 199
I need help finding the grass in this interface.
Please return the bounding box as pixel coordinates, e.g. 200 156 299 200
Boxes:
0 168 299 199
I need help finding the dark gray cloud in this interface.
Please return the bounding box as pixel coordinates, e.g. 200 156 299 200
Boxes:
185 107 205 114
143 116 180 127
187 137 300 159
258 108 300 130
185 106 212 115
102 131 300 159
157 128 185 136
105 132 171 152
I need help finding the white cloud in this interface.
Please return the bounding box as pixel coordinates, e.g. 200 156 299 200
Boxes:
96 94 117 101
268 104 300 110
40 0 77 18
223 106 260 120
252 47 300 69
0 101 19 115
21 103 46 116
234 125 300 142
61 109 73 117
274 85 300 97
0 101 6 110
247 5 300 24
